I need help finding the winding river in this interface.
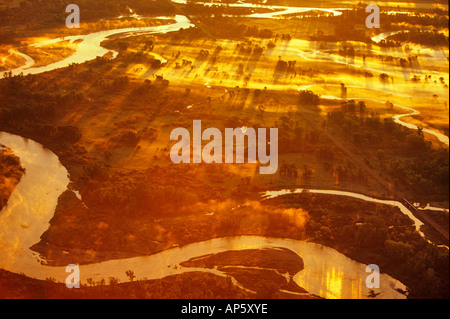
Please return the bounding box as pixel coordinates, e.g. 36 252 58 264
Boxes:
0 130 407 298
0 2 448 299
10 15 193 76
0 129 421 299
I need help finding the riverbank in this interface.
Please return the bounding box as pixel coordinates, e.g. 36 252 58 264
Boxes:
0 145 24 210
0 268 252 299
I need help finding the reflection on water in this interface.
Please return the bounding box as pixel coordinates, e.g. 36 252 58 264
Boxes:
326 267 344 299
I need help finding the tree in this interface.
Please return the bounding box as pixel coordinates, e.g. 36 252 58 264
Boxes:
126 270 136 282
86 278 95 286
152 59 162 69
117 41 128 51
358 101 366 114
254 280 279 298
384 240 413 262
298 90 319 106
108 277 119 285
258 105 266 119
